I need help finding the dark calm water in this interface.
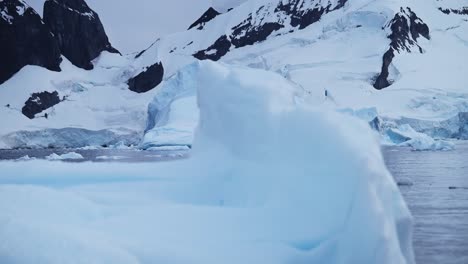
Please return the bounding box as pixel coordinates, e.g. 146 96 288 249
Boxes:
0 142 467 263
384 141 468 264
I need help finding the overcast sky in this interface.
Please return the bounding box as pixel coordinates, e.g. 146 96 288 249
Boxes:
25 0 249 54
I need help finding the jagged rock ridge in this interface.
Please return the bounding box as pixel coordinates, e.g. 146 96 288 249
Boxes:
0 0 62 85
43 0 119 70
439 7 468 15
188 7 221 30
194 0 348 61
374 7 430 90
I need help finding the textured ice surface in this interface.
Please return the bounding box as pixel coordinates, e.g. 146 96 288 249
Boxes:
0 62 414 263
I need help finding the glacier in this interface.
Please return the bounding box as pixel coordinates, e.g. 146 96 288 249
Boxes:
0 61 414 263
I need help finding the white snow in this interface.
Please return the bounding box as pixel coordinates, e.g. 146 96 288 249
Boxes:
45 152 84 160
0 56 148 149
0 61 414 263
132 0 468 149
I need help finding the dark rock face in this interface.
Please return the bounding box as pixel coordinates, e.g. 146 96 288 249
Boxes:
127 62 164 93
194 35 232 61
194 0 347 61
230 15 284 48
22 91 61 119
373 50 395 90
43 0 119 70
188 7 221 30
275 0 347 29
439 7 468 15
0 0 62 84
374 7 430 90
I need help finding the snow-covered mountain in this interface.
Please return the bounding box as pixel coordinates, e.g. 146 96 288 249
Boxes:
1 0 467 148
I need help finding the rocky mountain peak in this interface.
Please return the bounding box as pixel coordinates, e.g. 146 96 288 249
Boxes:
374 7 430 90
387 7 430 54
188 7 221 30
0 0 62 84
43 0 119 70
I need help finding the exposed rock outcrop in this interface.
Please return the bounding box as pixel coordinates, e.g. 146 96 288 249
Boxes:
193 35 232 61
374 7 430 90
22 91 61 119
188 7 221 30
127 62 164 93
275 0 347 29
43 0 119 70
0 0 62 84
439 7 468 15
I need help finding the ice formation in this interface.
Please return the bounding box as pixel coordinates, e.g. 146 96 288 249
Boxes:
45 152 84 161
0 62 414 263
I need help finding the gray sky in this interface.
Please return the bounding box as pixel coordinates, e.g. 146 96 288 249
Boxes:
26 0 212 53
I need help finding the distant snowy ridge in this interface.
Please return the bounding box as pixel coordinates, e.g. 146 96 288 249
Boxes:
193 0 348 60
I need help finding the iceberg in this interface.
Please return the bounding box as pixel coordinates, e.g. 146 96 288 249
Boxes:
45 152 84 161
15 155 36 162
384 124 455 151
0 61 414 264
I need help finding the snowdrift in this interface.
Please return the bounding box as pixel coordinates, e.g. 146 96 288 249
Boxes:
0 62 414 263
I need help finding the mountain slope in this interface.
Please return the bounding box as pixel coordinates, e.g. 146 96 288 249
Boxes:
0 0 467 148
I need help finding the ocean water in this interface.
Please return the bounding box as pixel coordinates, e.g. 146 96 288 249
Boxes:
384 141 468 264
1 142 467 263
